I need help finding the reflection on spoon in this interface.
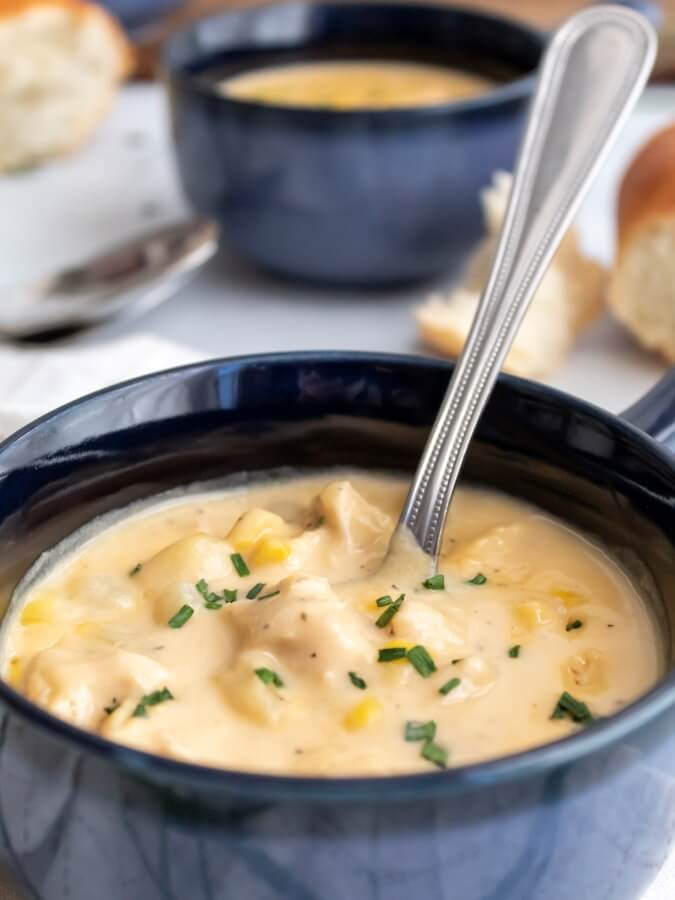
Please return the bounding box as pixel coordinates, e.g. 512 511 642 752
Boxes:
0 218 219 344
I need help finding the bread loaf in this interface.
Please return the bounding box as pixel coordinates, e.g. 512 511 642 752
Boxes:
608 123 675 362
0 0 132 173
416 172 606 379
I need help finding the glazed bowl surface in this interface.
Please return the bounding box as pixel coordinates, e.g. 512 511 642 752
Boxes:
0 353 673 900
164 2 544 284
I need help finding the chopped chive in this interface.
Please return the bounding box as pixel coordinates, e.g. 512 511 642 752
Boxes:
375 604 399 628
132 686 173 718
195 578 238 607
348 671 367 690
195 578 221 604
407 645 436 678
423 574 445 590
258 589 280 601
551 691 593 724
375 594 405 628
378 646 407 662
508 644 521 658
467 573 487 585
129 563 143 577
104 699 120 715
231 553 250 577
439 677 461 696
421 739 448 769
405 720 436 742
255 667 283 688
375 595 393 607
246 582 265 599
168 605 194 629
566 619 583 631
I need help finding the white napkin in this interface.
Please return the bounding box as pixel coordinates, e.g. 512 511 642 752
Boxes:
0 333 201 439
645 860 675 899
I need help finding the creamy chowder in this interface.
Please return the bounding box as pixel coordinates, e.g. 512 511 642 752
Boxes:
220 61 494 110
1 472 661 776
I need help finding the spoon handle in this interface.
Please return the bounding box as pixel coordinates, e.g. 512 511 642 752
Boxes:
399 5 656 564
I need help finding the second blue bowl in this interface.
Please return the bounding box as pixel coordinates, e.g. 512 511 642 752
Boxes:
163 2 544 285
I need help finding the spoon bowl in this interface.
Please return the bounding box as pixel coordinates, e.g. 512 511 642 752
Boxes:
0 218 218 344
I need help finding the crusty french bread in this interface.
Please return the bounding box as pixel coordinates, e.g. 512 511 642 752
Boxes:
416 171 606 379
0 0 132 173
608 124 675 362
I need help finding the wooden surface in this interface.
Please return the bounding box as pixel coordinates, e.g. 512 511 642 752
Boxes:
160 0 675 30
165 0 590 28
460 0 675 27
135 0 675 79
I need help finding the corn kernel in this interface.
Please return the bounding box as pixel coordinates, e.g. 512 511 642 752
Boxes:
552 589 586 609
20 595 55 625
343 696 383 731
514 600 553 631
228 509 287 553
253 536 292 566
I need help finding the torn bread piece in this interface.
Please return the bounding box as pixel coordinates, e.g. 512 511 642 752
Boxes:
0 0 132 173
417 172 606 379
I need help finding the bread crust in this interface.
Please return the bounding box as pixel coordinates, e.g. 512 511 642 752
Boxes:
0 0 133 71
609 124 675 363
616 123 675 254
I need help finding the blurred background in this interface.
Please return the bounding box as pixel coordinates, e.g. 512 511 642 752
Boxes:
1 0 674 436
127 0 675 75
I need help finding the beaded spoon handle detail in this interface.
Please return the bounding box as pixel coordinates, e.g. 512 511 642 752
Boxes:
398 6 656 568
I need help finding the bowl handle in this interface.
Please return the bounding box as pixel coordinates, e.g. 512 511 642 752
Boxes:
621 369 675 450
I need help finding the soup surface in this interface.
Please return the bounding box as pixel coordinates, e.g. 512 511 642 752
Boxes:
1 472 660 776
220 60 494 109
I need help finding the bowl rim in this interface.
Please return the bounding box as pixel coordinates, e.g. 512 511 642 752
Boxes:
0 350 673 802
162 0 546 122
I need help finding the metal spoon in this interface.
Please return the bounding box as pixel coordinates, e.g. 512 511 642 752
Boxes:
397 5 656 569
0 218 218 343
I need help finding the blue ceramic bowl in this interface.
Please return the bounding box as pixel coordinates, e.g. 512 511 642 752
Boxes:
163 3 544 284
0 352 673 899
